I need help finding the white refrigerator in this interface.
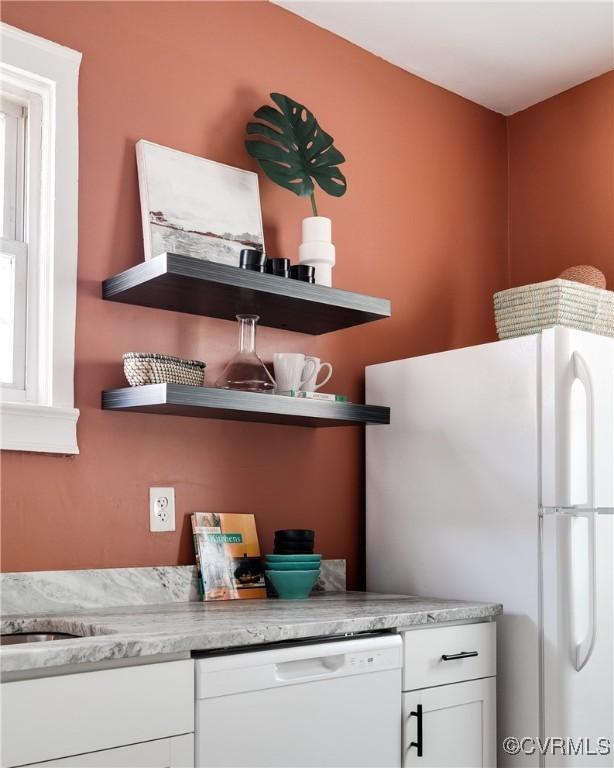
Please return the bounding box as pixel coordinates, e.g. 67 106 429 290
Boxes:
366 327 614 767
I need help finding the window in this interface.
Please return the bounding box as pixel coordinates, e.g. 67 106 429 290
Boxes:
1 94 28 392
0 24 81 453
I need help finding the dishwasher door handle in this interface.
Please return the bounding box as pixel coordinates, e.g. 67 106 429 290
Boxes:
274 653 345 681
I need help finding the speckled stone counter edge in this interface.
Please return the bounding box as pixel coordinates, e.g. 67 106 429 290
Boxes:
0 592 502 675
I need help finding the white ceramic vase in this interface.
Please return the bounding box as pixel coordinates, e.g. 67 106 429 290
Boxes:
298 216 335 287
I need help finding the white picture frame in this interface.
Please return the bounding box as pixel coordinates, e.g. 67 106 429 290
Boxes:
136 140 265 267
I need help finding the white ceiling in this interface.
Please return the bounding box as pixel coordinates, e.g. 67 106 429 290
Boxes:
274 1 614 115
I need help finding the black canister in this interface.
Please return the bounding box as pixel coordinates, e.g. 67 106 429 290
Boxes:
289 264 315 283
239 248 266 272
266 258 290 277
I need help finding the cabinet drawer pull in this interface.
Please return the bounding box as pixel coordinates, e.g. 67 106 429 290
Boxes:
441 650 479 661
408 703 423 757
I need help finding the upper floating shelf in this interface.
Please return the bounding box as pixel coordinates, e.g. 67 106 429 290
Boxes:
101 384 390 428
102 253 391 335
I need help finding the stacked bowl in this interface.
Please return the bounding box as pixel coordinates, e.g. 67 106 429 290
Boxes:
274 529 315 555
266 530 320 599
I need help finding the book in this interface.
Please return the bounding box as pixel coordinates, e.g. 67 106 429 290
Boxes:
191 512 266 601
284 390 349 402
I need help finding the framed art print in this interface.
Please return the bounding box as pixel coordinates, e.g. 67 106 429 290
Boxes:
136 140 264 267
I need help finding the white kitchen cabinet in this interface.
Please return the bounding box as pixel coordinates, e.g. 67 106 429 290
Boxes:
23 734 194 768
403 678 496 768
1 660 194 768
401 623 497 768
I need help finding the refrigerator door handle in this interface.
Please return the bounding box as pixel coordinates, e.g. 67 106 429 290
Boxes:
571 351 596 508
574 512 598 671
570 351 598 672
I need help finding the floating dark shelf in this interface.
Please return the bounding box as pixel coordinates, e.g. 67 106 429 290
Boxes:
101 384 390 428
102 253 390 335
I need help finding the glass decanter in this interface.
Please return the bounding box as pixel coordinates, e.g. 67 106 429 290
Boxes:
215 314 274 393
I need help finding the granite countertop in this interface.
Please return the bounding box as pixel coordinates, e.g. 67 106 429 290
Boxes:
0 592 502 675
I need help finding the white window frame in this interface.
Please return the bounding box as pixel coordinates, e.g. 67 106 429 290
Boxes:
0 24 81 454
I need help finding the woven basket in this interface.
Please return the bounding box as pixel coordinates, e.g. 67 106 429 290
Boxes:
123 353 206 387
494 279 614 340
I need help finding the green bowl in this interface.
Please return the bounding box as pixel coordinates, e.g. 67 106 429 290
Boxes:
265 569 320 599
265 561 320 571
265 554 321 563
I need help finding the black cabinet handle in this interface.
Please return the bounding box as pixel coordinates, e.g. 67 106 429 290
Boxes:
441 650 479 661
408 703 423 757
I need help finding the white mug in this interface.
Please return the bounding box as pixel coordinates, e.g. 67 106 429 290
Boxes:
271 353 317 393
300 356 333 392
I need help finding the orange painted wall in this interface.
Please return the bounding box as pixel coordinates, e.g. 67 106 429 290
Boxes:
508 71 614 288
0 1 508 580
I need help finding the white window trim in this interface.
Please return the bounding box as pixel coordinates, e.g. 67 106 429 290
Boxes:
0 24 81 454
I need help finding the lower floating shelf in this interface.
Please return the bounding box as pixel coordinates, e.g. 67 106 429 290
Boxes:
101 384 390 428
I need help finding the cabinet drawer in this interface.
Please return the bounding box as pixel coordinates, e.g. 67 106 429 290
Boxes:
1 660 194 768
402 622 495 690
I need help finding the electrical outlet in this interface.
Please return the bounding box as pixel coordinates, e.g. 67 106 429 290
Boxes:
149 487 175 532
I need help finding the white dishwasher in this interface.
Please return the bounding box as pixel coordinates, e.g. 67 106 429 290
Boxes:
195 633 402 768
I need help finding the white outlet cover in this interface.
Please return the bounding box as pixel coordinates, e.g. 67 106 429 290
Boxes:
149 487 176 532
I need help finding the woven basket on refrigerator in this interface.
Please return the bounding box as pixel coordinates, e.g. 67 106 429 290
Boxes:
123 353 206 387
494 279 614 340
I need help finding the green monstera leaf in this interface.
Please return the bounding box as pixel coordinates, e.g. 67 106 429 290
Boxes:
245 93 347 215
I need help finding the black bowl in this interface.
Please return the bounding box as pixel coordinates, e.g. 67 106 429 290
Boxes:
275 529 315 542
274 536 314 546
274 539 314 548
274 544 315 554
